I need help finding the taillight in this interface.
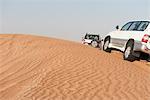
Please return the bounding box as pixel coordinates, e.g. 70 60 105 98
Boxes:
142 34 150 43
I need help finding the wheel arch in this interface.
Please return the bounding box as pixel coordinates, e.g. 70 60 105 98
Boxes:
103 35 111 53
104 36 111 42
124 38 135 51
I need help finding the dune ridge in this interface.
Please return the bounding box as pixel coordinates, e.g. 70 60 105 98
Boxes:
0 34 150 100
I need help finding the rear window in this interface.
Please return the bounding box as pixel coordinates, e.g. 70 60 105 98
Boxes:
85 34 99 40
137 21 149 31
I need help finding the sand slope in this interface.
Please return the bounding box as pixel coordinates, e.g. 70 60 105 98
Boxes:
0 34 150 100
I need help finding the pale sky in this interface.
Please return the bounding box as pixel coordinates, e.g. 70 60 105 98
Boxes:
0 0 149 41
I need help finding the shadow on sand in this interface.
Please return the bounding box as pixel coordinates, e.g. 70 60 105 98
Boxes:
107 48 149 62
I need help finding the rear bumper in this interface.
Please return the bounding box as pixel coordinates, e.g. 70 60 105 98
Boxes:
82 41 91 44
141 45 150 54
134 41 150 54
82 39 92 44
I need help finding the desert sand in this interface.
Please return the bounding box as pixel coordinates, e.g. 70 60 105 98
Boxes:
0 34 150 100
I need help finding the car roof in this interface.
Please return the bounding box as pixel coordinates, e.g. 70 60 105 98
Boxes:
86 33 99 35
128 20 150 23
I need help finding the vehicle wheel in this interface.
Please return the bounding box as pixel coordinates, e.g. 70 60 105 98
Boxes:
147 56 150 62
123 41 135 61
91 40 98 48
103 38 111 52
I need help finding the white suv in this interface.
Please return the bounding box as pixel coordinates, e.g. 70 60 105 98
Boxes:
103 21 150 61
82 33 102 48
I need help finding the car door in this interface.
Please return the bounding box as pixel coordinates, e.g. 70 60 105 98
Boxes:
110 22 133 49
112 21 142 49
129 21 147 41
130 21 150 49
125 21 142 37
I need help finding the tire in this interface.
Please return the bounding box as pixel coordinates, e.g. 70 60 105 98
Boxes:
103 38 111 52
123 41 135 61
91 40 98 48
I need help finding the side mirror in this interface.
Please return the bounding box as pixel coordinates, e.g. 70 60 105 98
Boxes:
116 25 119 30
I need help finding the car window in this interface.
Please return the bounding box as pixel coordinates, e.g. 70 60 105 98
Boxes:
85 35 99 40
121 22 132 31
128 21 141 31
137 21 149 31
94 36 99 40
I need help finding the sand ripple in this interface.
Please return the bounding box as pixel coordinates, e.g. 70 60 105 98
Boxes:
0 34 150 100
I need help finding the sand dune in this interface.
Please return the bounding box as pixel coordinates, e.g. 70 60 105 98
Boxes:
0 34 150 100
